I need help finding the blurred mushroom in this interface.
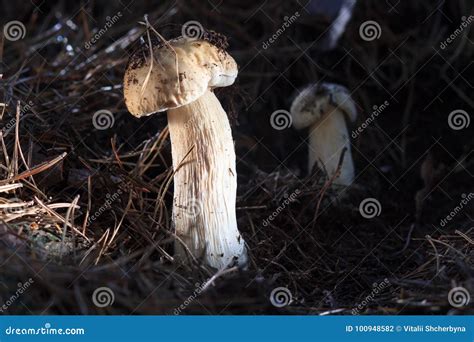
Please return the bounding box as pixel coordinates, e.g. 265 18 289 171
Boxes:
290 83 357 185
123 35 247 269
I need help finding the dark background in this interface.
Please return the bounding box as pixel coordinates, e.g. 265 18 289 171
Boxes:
0 0 472 314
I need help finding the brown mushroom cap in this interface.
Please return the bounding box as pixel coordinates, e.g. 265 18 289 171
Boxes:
123 37 238 117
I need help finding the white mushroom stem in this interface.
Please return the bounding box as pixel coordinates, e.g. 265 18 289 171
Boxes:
290 83 357 186
308 109 355 186
167 89 246 269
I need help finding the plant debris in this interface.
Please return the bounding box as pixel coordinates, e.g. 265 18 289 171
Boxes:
0 0 472 314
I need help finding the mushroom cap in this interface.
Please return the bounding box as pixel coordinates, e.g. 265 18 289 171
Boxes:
290 82 357 129
124 37 238 117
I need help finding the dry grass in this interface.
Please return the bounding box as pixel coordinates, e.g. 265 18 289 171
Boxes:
0 0 473 314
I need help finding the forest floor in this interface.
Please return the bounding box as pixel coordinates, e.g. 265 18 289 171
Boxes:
0 0 473 314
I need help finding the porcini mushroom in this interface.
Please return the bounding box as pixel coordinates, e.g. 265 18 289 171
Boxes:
290 83 357 185
123 35 247 269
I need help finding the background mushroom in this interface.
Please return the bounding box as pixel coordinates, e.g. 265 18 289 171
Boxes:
290 82 357 186
123 36 247 269
4 1 470 316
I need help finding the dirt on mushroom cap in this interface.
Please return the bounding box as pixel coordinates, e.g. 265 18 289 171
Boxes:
123 34 237 117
